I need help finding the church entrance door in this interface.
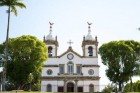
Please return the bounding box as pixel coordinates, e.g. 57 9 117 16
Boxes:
67 82 74 92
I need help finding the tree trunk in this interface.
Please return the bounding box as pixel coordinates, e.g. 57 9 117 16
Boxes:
3 6 11 91
130 76 134 92
17 84 24 90
5 6 11 73
118 82 122 92
5 6 11 56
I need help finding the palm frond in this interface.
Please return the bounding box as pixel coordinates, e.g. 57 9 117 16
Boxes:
0 1 9 7
11 6 17 16
0 0 26 16
14 2 26 9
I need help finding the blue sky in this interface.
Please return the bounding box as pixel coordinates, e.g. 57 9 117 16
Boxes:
0 0 140 89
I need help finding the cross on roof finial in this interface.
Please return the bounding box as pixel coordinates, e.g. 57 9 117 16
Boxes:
87 22 92 33
67 40 73 47
49 22 54 33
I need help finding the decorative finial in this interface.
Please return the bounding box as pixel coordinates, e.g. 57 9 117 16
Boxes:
67 40 73 47
49 22 54 34
87 22 92 33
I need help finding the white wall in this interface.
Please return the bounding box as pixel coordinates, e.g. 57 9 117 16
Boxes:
41 80 99 92
42 67 59 76
82 67 99 76
41 50 100 92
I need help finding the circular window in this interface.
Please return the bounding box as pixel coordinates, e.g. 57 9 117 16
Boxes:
67 53 74 60
88 69 94 75
47 69 53 75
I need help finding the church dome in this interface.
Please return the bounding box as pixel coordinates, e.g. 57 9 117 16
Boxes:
46 22 54 40
46 33 54 40
85 33 94 40
85 22 94 41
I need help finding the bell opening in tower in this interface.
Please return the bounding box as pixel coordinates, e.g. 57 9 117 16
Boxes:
48 46 53 57
88 46 93 56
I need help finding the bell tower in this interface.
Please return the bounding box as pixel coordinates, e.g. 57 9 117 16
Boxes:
82 22 98 57
43 22 58 57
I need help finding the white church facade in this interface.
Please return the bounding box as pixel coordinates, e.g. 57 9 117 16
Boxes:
41 22 100 92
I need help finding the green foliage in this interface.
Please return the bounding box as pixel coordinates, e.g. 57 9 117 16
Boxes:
124 83 131 92
102 84 115 92
0 35 48 90
99 40 140 91
125 80 140 92
135 80 140 92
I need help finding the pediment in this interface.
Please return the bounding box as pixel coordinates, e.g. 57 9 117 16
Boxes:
58 47 82 58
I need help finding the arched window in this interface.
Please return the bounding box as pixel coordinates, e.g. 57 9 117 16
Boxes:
89 84 94 92
67 62 74 74
48 46 53 57
88 46 93 56
47 84 52 92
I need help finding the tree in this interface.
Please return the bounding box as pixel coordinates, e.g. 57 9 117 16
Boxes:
0 35 48 90
99 40 140 91
122 40 140 91
0 0 26 90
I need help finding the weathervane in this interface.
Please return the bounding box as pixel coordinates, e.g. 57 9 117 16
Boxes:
87 22 92 33
67 40 73 47
49 22 54 33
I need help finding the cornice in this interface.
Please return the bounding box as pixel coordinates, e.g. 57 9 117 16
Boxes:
43 65 100 67
41 76 100 80
82 40 98 47
82 65 100 67
44 40 59 46
43 65 59 67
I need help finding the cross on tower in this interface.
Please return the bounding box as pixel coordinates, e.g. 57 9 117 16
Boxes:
67 40 73 47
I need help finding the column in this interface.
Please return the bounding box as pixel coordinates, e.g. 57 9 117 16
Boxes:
74 79 78 92
64 79 67 92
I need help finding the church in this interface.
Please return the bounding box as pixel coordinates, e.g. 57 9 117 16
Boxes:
41 22 100 92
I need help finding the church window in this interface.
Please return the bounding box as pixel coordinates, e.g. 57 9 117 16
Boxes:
47 69 53 75
88 46 93 56
47 84 52 92
67 62 73 74
89 84 94 92
59 64 64 74
88 69 94 75
48 46 53 57
76 65 82 75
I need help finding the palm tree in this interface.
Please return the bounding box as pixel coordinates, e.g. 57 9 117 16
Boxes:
0 0 26 90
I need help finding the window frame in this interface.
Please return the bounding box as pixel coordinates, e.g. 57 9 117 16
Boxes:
59 64 65 74
89 84 94 92
76 64 82 75
67 61 74 74
47 84 52 92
